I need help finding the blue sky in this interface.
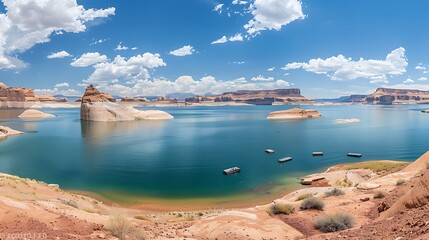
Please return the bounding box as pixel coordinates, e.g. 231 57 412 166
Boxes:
0 0 428 98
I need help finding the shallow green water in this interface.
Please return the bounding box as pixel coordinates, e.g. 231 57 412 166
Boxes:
0 105 428 201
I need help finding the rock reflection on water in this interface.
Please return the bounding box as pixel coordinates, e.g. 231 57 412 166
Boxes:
80 120 168 139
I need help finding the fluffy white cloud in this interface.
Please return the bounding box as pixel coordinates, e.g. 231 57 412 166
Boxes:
169 45 195 56
415 65 426 70
71 52 108 67
418 77 427 81
211 34 243 44
214 4 224 13
54 82 69 88
233 0 248 5
95 75 291 96
212 36 228 44
283 47 408 82
244 0 305 36
47 50 71 59
34 88 82 96
403 78 414 84
83 53 166 84
115 42 128 51
0 0 115 69
267 67 275 71
369 75 389 84
250 75 274 81
229 33 243 42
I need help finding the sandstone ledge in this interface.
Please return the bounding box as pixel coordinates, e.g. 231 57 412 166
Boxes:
267 108 321 120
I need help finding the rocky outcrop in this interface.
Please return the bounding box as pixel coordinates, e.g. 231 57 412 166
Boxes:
422 110 429 113
366 88 429 104
0 82 65 103
80 85 173 121
120 97 149 102
213 89 313 105
342 95 367 102
81 85 116 103
18 109 55 119
0 126 23 138
185 96 212 103
267 108 322 120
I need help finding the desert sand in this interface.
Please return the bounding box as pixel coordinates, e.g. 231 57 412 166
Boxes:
0 152 427 239
267 108 322 120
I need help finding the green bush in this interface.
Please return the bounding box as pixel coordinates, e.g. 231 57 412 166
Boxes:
300 197 325 211
373 191 386 199
295 193 313 201
268 202 295 215
314 213 355 233
396 179 406 186
324 188 345 197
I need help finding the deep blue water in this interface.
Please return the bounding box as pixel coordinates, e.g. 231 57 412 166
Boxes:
0 105 428 201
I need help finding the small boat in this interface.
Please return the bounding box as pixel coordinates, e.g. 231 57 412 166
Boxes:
265 149 275 154
223 167 241 175
278 157 292 163
312 152 324 156
347 153 362 157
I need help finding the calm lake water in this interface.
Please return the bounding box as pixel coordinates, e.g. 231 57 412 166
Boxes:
0 105 428 202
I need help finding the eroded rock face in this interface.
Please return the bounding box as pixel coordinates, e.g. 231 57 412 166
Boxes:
0 82 64 103
366 88 429 104
81 85 116 103
120 97 149 102
214 89 313 104
80 85 173 121
267 108 322 120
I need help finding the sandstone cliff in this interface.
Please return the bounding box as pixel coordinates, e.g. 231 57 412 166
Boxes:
366 88 429 104
80 85 173 121
213 89 313 105
0 82 65 103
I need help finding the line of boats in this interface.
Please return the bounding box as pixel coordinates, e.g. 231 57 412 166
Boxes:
223 149 363 175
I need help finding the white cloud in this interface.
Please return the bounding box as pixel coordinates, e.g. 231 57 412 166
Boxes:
0 0 115 69
71 52 108 67
114 42 129 51
47 50 71 59
212 36 228 44
54 82 69 88
250 75 274 81
34 88 82 96
418 77 427 81
283 47 408 82
131 47 138 50
415 66 426 70
233 61 245 64
267 67 275 71
212 34 243 44
95 75 292 96
244 0 305 36
233 0 248 5
229 33 243 42
90 38 108 45
169 45 195 56
403 78 414 84
214 4 224 13
369 75 389 84
83 53 166 84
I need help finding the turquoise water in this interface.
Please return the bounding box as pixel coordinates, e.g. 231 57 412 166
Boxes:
0 105 428 201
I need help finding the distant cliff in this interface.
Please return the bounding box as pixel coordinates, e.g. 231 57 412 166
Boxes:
212 89 313 105
0 82 64 102
365 88 429 104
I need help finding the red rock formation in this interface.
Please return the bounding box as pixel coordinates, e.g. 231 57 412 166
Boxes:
81 85 116 103
213 89 313 104
0 82 65 102
121 96 149 102
366 88 429 104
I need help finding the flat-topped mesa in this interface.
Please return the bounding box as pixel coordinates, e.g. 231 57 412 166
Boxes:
213 88 313 105
365 87 429 104
81 85 116 103
80 85 173 121
0 82 64 104
267 108 322 120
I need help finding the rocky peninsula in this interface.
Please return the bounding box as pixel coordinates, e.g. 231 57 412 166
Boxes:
80 85 173 121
